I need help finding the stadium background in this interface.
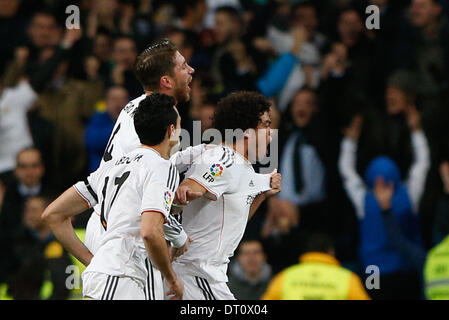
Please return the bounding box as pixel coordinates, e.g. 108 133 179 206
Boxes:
0 0 449 300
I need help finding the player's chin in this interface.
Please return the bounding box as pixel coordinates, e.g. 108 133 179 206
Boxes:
184 88 191 101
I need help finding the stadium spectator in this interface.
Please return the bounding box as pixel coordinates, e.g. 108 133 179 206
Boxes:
85 0 132 38
433 156 449 243
0 77 37 181
320 7 381 109
0 0 27 74
34 29 104 190
262 233 370 300
90 32 112 84
165 27 196 65
228 239 272 300
108 36 140 99
260 196 302 275
5 195 71 299
356 70 419 178
256 26 308 112
0 27 81 185
0 148 47 283
424 158 449 299
262 2 324 110
204 0 240 29
2 10 62 86
339 106 430 299
84 86 128 173
277 89 326 217
173 0 207 34
211 6 258 94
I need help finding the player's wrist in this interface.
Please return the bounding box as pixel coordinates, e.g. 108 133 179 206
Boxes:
164 273 178 284
170 230 188 248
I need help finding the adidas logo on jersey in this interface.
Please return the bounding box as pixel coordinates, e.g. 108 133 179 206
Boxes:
249 180 254 187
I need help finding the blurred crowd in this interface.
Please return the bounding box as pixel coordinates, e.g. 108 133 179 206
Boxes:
1 0 449 300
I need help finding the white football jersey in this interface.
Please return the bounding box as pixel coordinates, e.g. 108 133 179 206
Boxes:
99 94 145 168
174 145 272 283
74 146 179 284
84 94 205 254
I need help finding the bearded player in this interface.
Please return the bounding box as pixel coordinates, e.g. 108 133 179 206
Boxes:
84 39 201 299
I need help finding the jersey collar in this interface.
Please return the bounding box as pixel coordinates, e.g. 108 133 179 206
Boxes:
140 144 163 158
299 252 340 266
221 143 252 167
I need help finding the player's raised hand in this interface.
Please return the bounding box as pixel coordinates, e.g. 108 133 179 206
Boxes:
265 169 282 197
166 277 184 300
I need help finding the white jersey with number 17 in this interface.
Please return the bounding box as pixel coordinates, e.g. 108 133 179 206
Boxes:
74 146 179 284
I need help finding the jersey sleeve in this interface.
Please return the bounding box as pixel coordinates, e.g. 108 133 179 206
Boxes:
169 144 206 174
184 147 236 201
140 165 178 221
73 168 103 208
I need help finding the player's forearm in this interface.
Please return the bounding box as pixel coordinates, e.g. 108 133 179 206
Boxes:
249 193 267 220
42 187 94 265
142 224 177 282
49 218 93 266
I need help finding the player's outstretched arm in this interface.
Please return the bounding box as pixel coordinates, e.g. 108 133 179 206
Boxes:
42 187 94 266
141 211 183 300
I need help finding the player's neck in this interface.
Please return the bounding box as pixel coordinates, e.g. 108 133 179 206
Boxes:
229 140 250 162
145 89 177 104
142 142 171 160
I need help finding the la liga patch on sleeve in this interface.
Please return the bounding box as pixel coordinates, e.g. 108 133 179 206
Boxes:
210 163 224 177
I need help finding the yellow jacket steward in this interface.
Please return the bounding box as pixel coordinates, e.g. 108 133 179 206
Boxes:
424 235 449 300
262 252 370 300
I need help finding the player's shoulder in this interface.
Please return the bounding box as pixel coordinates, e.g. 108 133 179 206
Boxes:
200 145 236 168
117 94 147 119
135 147 177 179
193 145 240 181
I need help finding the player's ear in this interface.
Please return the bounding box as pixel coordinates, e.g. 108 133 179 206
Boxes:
160 75 173 90
168 124 176 138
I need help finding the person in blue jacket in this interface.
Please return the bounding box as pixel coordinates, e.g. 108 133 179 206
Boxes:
339 107 430 299
84 86 129 173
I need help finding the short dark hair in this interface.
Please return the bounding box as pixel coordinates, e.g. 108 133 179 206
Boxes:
133 93 177 146
305 233 334 254
292 1 317 12
113 35 136 48
176 0 205 17
215 5 240 22
134 39 178 91
213 91 271 142
236 238 265 256
30 10 58 24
